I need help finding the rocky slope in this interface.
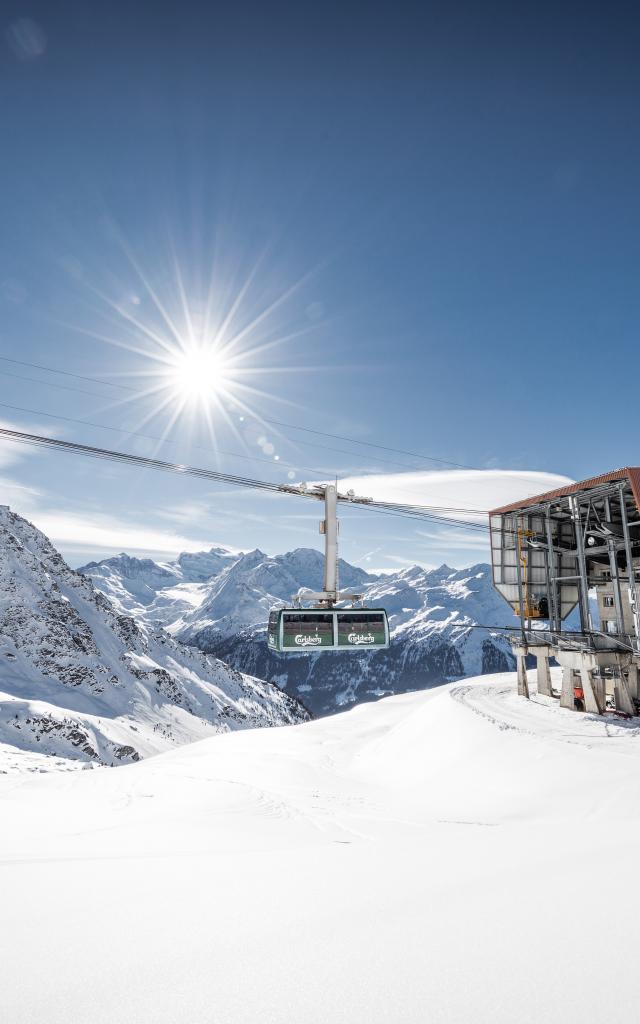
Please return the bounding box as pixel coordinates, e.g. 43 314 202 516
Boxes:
0 508 307 771
82 546 516 717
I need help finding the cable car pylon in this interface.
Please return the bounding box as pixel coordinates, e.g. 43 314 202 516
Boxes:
269 482 390 654
289 483 364 608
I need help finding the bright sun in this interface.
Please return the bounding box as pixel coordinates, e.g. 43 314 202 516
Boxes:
170 347 229 401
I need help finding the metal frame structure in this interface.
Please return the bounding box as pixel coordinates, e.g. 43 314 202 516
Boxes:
489 468 640 714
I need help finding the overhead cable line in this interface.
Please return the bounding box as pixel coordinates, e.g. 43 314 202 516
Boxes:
263 417 476 471
0 366 455 474
0 368 113 400
0 355 474 471
0 355 135 390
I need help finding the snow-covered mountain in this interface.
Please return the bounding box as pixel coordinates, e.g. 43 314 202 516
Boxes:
79 545 240 627
0 508 307 770
81 545 516 717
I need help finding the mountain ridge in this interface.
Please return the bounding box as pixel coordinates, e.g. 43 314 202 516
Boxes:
0 507 307 771
80 543 516 716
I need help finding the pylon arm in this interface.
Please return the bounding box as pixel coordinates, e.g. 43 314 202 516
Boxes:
296 590 365 607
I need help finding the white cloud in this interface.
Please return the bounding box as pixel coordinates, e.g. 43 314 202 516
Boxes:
382 555 434 568
0 414 72 474
336 468 574 521
414 528 489 550
152 501 220 527
28 510 216 560
0 418 46 469
0 475 42 511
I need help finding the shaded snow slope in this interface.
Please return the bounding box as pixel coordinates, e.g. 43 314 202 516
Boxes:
82 547 516 715
0 507 306 770
2 669 640 1024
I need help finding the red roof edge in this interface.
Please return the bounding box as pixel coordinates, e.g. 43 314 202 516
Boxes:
490 468 640 517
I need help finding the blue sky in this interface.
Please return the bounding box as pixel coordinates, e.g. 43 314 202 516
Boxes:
1 2 639 569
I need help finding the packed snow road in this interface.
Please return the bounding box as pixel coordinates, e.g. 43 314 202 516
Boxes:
2 670 640 1024
452 667 640 754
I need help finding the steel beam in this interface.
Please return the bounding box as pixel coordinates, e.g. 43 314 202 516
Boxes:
569 495 592 635
545 506 560 631
322 484 338 602
607 534 626 639
514 521 527 641
619 484 640 653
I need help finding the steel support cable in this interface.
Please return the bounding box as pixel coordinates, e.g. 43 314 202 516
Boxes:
0 398 494 513
369 499 489 514
360 497 490 530
361 505 490 532
0 426 494 532
0 400 334 479
0 427 282 494
338 503 491 533
0 391 495 519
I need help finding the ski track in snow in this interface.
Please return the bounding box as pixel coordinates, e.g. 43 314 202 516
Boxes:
451 668 640 755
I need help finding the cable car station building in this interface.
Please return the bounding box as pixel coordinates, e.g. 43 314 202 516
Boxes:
489 469 640 715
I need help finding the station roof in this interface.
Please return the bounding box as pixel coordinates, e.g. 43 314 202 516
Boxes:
490 468 640 516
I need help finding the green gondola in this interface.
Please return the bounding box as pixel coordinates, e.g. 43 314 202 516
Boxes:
268 608 390 654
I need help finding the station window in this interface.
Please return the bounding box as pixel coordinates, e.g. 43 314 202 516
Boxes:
603 596 615 608
605 620 618 634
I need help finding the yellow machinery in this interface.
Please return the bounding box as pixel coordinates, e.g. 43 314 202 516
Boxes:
515 527 546 619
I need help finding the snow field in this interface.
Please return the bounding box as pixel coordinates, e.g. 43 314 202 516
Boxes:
2 670 640 1023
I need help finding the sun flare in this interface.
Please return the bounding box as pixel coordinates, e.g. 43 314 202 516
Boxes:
169 346 230 402
84 237 320 462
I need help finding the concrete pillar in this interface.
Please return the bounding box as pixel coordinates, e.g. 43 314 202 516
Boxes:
560 667 575 710
614 672 636 716
593 674 606 713
556 649 627 715
581 668 604 715
535 651 553 697
516 653 530 699
626 663 639 702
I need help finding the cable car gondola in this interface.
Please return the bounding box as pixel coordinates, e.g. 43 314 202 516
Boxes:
268 483 390 655
268 607 390 653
